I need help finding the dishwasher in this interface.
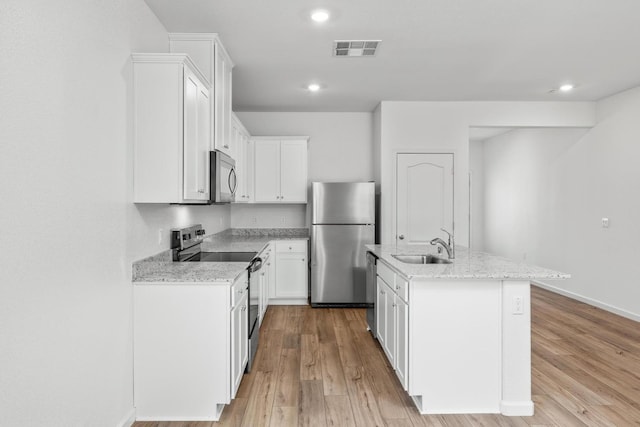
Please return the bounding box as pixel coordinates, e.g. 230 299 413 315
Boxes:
365 251 378 336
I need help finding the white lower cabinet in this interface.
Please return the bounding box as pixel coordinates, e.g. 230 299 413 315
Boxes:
134 270 249 421
395 294 409 390
257 244 273 325
230 282 248 397
375 261 409 390
272 240 308 303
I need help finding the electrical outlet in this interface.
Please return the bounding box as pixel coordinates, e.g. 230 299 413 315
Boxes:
602 217 609 228
158 229 163 245
513 296 524 315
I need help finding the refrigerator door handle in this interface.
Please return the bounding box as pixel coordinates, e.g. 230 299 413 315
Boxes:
311 228 317 267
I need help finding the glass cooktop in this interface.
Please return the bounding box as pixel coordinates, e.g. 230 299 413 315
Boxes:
187 251 257 262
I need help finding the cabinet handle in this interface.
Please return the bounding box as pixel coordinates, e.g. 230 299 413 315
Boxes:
396 285 400 290
380 290 385 295
392 303 397 307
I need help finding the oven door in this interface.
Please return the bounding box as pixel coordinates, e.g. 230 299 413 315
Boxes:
247 258 262 372
210 150 237 203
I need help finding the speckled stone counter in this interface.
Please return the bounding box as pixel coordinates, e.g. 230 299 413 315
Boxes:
366 244 570 280
133 228 309 283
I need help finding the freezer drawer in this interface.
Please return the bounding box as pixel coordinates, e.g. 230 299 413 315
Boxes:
311 224 374 305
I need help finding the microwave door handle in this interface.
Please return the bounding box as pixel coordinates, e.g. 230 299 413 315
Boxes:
229 167 237 195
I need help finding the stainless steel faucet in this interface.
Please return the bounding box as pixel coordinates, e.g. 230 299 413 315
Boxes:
430 228 455 259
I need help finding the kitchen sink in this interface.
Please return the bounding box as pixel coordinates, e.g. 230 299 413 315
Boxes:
392 254 452 264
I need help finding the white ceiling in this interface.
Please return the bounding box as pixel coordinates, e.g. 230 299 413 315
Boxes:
144 0 640 112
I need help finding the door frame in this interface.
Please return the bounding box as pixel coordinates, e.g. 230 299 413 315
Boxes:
392 150 456 245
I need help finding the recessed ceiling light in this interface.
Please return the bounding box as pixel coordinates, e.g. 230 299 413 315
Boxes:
559 84 575 92
311 10 330 23
307 83 321 92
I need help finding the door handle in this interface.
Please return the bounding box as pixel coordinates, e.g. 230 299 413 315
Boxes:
398 235 405 240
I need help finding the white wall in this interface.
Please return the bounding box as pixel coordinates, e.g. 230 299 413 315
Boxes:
235 112 374 227
482 87 640 320
469 140 486 251
378 101 596 245
230 204 306 228
0 1 230 426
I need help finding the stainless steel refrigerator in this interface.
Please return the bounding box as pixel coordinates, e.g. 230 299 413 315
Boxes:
310 182 375 307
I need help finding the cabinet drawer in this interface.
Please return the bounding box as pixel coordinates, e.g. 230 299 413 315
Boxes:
377 261 395 288
275 240 307 253
395 277 409 303
231 270 248 307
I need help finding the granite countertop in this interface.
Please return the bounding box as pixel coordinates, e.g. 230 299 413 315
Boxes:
366 244 570 280
133 228 309 284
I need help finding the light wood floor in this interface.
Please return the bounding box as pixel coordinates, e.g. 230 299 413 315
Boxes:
134 286 640 426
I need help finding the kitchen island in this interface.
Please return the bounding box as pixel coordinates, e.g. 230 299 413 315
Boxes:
366 244 569 417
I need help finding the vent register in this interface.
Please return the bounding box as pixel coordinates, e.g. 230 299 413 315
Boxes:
333 40 381 57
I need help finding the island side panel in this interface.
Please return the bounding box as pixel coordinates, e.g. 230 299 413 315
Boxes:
500 280 534 416
409 279 502 414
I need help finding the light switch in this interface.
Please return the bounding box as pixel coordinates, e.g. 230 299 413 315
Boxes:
602 218 609 228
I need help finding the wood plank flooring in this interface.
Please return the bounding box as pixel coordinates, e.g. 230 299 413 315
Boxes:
134 286 640 426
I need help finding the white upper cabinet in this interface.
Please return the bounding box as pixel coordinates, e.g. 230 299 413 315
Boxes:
132 53 211 203
231 113 253 203
169 33 235 156
253 137 308 203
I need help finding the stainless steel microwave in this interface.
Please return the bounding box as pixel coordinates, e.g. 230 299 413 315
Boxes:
209 150 236 203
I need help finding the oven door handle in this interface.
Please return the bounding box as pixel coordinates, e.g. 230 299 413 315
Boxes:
249 257 263 273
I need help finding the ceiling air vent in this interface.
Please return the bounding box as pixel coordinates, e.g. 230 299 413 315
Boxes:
333 40 381 57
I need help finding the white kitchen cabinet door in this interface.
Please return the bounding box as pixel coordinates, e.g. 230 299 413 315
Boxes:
254 140 281 202
132 54 212 204
280 140 308 203
244 137 254 202
395 295 409 390
396 153 454 245
275 252 308 299
252 137 308 204
230 290 248 397
231 114 252 203
214 46 233 154
169 33 234 156
381 279 396 366
183 68 210 201
268 250 277 299
376 277 387 345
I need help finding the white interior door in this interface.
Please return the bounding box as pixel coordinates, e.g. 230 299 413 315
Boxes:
396 153 454 245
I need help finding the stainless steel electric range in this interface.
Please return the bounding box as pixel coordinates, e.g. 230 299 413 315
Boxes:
171 224 261 372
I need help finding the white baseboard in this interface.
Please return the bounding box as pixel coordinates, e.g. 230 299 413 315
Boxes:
268 298 308 305
116 408 136 427
533 280 640 322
